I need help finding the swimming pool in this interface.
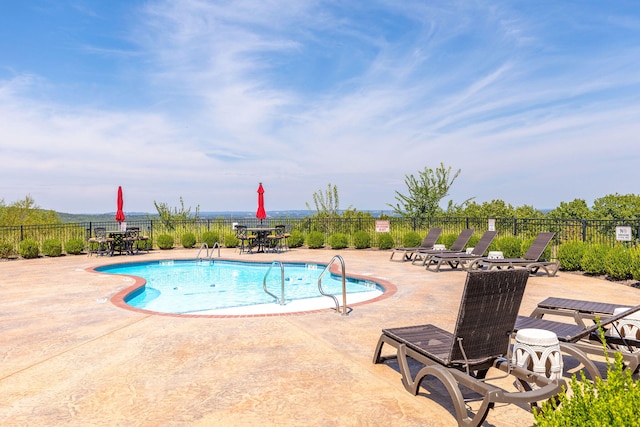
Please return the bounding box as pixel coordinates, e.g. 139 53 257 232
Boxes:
98 259 387 316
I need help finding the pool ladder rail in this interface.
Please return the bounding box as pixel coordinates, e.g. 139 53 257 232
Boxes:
262 255 351 315
196 242 221 261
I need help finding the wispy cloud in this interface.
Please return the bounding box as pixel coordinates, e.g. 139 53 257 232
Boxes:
0 0 638 212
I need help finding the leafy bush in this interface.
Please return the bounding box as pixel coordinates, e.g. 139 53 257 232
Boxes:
534 335 638 426
181 232 196 248
353 231 370 249
437 232 458 249
42 239 63 257
287 230 305 248
201 231 219 247
328 233 349 249
377 233 394 250
402 231 422 248
157 234 174 250
557 241 588 271
307 231 325 249
0 241 15 258
494 236 523 258
581 244 610 275
604 245 632 280
631 247 640 281
65 238 85 255
19 239 39 259
223 234 239 248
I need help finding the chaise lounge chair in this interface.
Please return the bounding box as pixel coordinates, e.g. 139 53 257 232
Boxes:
411 228 475 265
470 232 559 277
373 269 564 427
424 230 497 272
515 304 640 378
389 227 442 262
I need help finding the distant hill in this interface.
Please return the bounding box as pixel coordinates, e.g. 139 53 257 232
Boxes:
57 210 394 223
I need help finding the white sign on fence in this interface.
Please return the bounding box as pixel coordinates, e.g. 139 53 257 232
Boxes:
375 220 390 233
616 226 632 241
488 219 495 232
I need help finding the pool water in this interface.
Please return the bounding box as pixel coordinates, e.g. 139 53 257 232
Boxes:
98 260 384 315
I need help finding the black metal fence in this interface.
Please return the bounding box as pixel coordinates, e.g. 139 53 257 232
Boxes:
1 216 639 252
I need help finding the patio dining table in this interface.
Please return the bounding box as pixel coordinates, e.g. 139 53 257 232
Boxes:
246 227 276 253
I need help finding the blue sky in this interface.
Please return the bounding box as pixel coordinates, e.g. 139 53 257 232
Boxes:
1 1 639 214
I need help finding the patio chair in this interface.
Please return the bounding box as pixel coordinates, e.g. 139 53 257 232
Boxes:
411 229 475 265
470 232 559 276
389 228 442 262
373 269 563 427
266 225 286 253
424 230 497 272
515 303 640 378
87 227 112 256
235 225 255 254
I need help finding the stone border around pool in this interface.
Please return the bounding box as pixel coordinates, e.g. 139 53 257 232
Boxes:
88 257 397 318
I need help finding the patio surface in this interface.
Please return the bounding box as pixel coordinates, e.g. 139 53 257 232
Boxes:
1 247 637 426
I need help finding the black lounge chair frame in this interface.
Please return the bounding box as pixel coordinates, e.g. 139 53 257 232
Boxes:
424 231 497 272
411 228 475 265
471 232 559 276
373 270 563 427
389 228 443 262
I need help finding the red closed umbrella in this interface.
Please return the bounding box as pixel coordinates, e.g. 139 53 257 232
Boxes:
115 186 125 223
256 183 266 223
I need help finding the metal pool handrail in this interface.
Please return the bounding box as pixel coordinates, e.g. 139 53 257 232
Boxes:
318 255 351 316
263 261 286 305
196 242 220 261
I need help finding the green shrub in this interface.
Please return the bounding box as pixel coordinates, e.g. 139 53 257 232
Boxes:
181 232 196 248
65 238 85 255
19 239 39 259
631 247 640 281
402 231 422 248
42 239 63 257
557 241 588 271
581 244 610 275
437 232 458 249
307 231 325 249
328 233 349 249
377 233 394 250
224 234 239 249
494 236 523 258
287 230 305 248
534 334 638 426
157 234 174 250
201 231 219 247
353 231 370 249
0 241 15 258
604 245 632 280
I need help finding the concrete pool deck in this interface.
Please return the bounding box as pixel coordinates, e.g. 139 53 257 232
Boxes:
1 248 637 426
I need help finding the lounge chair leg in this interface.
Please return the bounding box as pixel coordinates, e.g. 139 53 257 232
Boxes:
398 345 493 427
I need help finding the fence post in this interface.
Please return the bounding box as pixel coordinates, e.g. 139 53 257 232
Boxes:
513 218 517 236
582 219 587 242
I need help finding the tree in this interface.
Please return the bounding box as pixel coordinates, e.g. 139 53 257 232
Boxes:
306 183 351 217
546 199 591 219
152 197 200 230
591 193 640 220
0 195 61 226
389 163 471 225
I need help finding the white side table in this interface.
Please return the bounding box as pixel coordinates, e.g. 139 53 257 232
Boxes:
512 328 563 381
609 307 640 353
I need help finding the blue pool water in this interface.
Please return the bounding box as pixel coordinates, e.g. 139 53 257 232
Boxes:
98 260 384 315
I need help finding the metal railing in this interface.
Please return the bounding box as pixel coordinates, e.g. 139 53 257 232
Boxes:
1 216 639 254
318 255 350 316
